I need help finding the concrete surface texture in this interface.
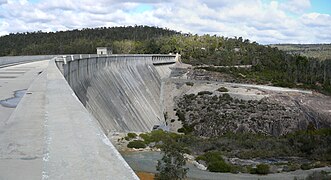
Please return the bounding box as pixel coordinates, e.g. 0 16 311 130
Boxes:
1 55 183 179
0 55 56 67
0 60 50 126
60 55 176 133
43 60 138 180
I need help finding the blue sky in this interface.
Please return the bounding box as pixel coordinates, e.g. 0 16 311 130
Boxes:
263 0 331 14
0 0 330 44
310 0 331 14
132 4 153 13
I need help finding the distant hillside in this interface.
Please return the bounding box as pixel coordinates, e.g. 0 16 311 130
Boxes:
0 25 179 56
1 25 330 95
270 44 331 60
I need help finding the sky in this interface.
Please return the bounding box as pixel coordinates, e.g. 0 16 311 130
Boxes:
0 0 330 44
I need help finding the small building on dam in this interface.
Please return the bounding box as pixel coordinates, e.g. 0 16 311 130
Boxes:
97 47 112 55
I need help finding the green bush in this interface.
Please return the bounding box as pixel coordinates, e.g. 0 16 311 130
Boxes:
283 163 300 172
139 130 181 145
177 124 195 135
198 91 213 96
139 133 152 144
177 128 185 133
208 161 231 172
176 110 186 121
185 82 194 86
301 163 313 170
221 93 232 100
217 87 229 92
256 164 270 175
230 165 242 174
127 133 137 139
197 151 232 173
127 140 146 149
196 151 224 162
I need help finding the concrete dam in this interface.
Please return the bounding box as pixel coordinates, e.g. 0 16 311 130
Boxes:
57 55 176 133
0 54 176 179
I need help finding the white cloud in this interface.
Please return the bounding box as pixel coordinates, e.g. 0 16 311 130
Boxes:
280 0 311 14
0 0 7 5
301 13 331 27
0 0 330 44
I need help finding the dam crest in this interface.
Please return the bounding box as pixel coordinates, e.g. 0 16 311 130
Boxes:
0 54 176 179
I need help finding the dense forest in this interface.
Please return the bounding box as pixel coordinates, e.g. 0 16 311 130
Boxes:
0 25 330 94
270 44 331 60
0 25 179 55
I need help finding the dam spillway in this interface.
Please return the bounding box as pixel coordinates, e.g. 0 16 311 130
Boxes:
56 54 176 133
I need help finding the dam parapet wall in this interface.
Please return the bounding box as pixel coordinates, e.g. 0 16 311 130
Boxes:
0 55 56 67
56 54 176 133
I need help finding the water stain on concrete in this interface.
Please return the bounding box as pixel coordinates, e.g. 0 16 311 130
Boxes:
20 157 38 160
0 89 27 108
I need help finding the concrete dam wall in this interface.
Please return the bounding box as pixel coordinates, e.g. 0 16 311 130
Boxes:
57 55 176 133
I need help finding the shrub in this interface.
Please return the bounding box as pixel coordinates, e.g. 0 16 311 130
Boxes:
197 151 232 173
230 165 242 174
198 91 213 96
177 128 185 133
196 151 224 162
256 164 269 175
139 130 181 145
149 130 169 143
185 82 194 86
208 161 231 172
139 133 153 144
301 163 312 170
248 166 257 174
217 87 229 92
176 110 186 121
127 132 137 139
183 93 196 100
221 93 232 100
283 163 300 172
127 140 146 149
178 124 194 135
155 138 188 180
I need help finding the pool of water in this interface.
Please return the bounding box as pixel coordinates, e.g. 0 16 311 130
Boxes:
121 151 330 180
0 89 27 108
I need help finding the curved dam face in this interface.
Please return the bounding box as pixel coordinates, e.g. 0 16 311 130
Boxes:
58 55 175 133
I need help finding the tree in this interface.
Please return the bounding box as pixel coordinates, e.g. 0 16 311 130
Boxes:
155 138 188 180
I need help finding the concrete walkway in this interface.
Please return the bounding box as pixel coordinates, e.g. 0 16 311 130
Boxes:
0 59 138 180
0 60 49 125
